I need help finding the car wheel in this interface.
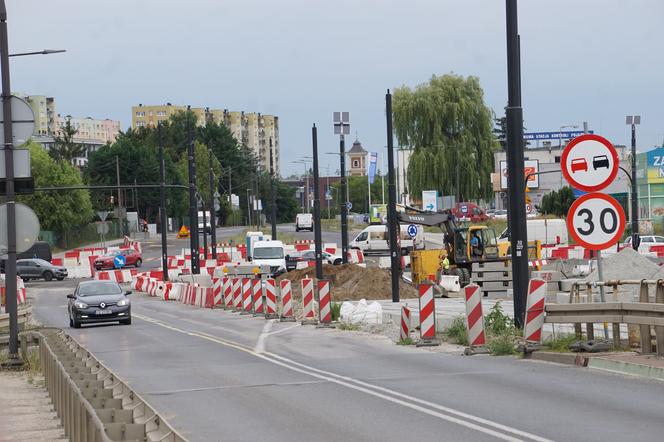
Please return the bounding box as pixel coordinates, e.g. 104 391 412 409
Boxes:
57 277 65 281
69 316 73 327
121 316 132 325
135 259 142 268
296 227 300 232
334 259 342 265
22 277 29 282
72 317 81 329
43 271 53 282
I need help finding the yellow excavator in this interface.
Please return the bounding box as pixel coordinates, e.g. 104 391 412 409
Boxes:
397 207 506 286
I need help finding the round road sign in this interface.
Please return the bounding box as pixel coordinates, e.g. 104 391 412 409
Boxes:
407 224 418 238
561 134 619 192
346 201 353 210
526 203 533 214
566 193 625 251
113 254 127 268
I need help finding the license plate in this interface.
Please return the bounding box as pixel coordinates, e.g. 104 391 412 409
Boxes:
95 309 112 315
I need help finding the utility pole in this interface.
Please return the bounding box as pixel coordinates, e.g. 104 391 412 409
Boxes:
247 189 252 227
228 166 233 227
386 91 400 303
0 1 20 366
312 124 323 280
115 155 122 209
270 137 278 240
186 106 200 274
627 115 641 250
158 123 168 281
334 112 350 264
208 148 217 259
505 0 528 328
201 203 208 258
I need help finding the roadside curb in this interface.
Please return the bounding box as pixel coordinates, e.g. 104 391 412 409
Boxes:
527 351 589 366
587 357 664 382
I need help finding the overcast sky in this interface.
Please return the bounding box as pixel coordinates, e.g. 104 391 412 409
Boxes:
9 0 664 176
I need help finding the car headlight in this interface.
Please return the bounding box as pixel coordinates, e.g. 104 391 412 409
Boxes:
117 299 130 307
74 301 88 309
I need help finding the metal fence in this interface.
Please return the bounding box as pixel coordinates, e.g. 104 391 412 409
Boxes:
545 279 664 356
39 330 186 442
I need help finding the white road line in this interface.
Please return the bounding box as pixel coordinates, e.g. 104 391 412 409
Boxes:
254 319 275 353
132 313 552 442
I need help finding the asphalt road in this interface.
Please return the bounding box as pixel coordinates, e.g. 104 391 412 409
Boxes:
29 277 664 442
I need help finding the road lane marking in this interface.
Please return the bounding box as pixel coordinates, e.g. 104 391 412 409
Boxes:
133 313 552 442
254 319 275 353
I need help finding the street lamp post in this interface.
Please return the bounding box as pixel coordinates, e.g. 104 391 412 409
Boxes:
293 160 311 213
208 148 217 259
627 115 641 250
0 1 65 366
333 112 350 264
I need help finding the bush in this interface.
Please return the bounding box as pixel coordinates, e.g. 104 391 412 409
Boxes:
444 315 469 346
488 334 517 355
331 302 342 322
543 334 578 352
484 301 515 335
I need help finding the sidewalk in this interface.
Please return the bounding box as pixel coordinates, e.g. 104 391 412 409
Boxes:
0 371 66 441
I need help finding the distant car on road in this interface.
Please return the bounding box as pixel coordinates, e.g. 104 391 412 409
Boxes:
571 158 588 173
67 280 132 328
493 209 508 220
295 213 314 232
286 250 343 271
16 258 67 281
94 249 142 270
623 235 664 253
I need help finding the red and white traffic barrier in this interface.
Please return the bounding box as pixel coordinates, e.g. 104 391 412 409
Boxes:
95 269 137 283
242 278 252 314
318 280 332 324
524 278 547 344
223 277 232 309
301 278 317 324
400 305 411 341
347 249 364 264
264 279 277 318
252 279 263 315
213 278 222 307
280 280 295 321
232 278 242 311
464 284 486 348
528 259 548 268
417 284 439 346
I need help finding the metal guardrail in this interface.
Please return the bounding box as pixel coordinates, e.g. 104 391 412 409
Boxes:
0 304 31 330
545 279 664 356
39 330 187 442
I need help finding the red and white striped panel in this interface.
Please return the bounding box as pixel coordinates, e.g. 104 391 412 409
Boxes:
212 278 222 306
280 280 294 319
524 278 547 344
318 280 331 323
301 278 315 320
222 277 232 309
418 285 436 340
464 284 486 347
242 278 253 313
265 279 277 316
252 279 263 314
232 278 242 310
528 260 548 268
347 249 364 264
400 305 411 341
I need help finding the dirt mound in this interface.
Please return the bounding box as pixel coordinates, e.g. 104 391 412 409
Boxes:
277 264 418 301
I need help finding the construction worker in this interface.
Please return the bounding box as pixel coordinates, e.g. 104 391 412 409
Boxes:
441 254 450 275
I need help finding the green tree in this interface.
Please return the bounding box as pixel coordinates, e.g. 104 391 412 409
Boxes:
393 74 497 201
50 115 86 163
331 175 385 214
539 186 575 217
176 141 222 209
18 141 93 232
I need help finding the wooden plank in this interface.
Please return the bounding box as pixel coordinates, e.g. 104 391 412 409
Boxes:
545 314 624 324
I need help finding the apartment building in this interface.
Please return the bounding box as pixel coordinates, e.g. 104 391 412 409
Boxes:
20 94 57 136
131 104 280 175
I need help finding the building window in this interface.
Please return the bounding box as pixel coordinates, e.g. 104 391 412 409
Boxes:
157 111 166 117
136 121 146 127
135 111 145 117
353 160 359 168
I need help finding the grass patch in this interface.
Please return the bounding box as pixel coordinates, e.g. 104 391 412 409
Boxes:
331 302 342 322
488 334 517 356
444 315 469 346
397 337 416 346
543 334 578 352
484 301 519 356
337 322 361 331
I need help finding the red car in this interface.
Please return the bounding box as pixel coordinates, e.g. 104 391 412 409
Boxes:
94 249 142 270
451 202 488 222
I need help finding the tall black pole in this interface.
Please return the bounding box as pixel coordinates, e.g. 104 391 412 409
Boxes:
202 205 208 257
505 0 528 328
209 148 217 258
312 124 323 280
631 123 639 250
270 137 278 240
158 123 169 282
386 91 400 303
187 106 200 274
340 135 349 264
0 1 20 365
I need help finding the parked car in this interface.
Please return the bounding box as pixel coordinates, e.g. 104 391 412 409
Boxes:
1 241 52 273
493 209 508 220
349 224 424 255
67 280 131 328
94 249 142 270
451 202 489 222
623 235 664 253
286 250 343 270
16 258 67 281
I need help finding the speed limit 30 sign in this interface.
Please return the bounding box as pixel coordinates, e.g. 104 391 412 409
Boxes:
567 193 625 250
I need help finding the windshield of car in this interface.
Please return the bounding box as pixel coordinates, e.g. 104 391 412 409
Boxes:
253 247 284 259
78 282 123 297
33 258 51 266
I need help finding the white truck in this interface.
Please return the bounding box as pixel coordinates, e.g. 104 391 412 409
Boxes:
249 240 287 276
498 218 568 247
349 224 424 255
295 213 314 232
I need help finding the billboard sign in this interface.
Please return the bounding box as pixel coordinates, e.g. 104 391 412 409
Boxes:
646 147 664 184
422 190 438 212
524 130 593 141
500 160 539 189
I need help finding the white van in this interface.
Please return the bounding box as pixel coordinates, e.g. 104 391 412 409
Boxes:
250 240 287 276
498 218 567 247
295 213 313 232
349 224 424 255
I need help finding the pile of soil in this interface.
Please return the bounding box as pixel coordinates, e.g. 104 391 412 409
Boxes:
277 264 418 301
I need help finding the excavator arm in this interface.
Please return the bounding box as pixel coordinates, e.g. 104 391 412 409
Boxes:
396 207 458 238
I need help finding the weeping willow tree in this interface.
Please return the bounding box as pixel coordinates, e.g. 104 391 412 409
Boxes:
393 74 497 201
